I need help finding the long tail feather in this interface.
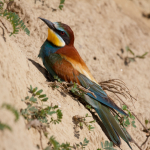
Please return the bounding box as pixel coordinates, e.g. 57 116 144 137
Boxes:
83 95 132 149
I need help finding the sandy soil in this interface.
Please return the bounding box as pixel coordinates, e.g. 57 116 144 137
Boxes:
0 0 150 150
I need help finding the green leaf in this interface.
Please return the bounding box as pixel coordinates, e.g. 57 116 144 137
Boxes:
49 136 60 149
38 94 46 98
79 122 83 127
85 113 89 117
41 98 48 102
122 105 127 110
59 5 63 10
84 138 89 144
86 105 92 109
88 125 95 131
126 46 134 55
101 141 116 150
25 96 29 100
28 106 38 112
136 52 148 59
130 115 135 120
141 52 148 57
29 96 37 103
52 105 58 109
128 111 132 117
54 76 61 82
35 89 43 95
61 142 72 149
32 87 38 93
109 141 113 147
101 142 104 148
0 122 12 131
104 141 109 148
57 109 63 120
60 0 65 4
124 119 130 126
89 120 96 123
132 121 136 128
145 120 149 125
47 111 56 116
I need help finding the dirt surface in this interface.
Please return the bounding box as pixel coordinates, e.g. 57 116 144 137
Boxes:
0 0 150 150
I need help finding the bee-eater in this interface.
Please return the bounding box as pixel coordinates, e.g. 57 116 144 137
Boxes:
38 17 132 149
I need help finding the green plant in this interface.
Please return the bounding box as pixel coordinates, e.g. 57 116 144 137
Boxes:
0 122 12 131
73 113 95 131
0 0 30 36
125 46 148 65
46 135 73 150
126 46 148 59
59 0 65 10
86 105 92 110
115 105 136 128
1 103 19 122
46 137 89 150
117 46 148 66
145 119 149 126
74 138 89 150
21 85 62 124
0 103 19 131
97 141 116 150
143 119 150 133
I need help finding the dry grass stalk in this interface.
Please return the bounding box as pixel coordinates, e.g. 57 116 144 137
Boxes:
99 79 150 149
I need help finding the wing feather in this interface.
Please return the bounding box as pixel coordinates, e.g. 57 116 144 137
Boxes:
44 53 80 84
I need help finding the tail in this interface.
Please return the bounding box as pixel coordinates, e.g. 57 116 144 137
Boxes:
84 95 133 149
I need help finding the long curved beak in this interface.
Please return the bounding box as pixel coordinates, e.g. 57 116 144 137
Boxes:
39 17 55 30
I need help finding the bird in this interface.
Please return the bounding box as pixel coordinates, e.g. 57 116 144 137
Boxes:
38 17 132 149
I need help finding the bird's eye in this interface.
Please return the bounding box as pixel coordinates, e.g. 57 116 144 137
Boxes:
60 31 65 35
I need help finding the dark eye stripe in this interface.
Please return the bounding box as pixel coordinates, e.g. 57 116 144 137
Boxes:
55 29 70 45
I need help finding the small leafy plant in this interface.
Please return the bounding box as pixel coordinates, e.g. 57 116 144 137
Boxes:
0 0 30 36
117 46 148 66
73 113 95 131
21 86 65 149
74 138 89 150
21 85 63 124
97 141 116 150
45 136 73 150
45 136 89 150
0 103 19 131
115 105 136 128
1 103 19 122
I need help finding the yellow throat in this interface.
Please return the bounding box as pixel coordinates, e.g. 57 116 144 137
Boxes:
47 28 65 47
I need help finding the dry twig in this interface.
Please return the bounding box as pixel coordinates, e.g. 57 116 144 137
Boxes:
27 119 48 150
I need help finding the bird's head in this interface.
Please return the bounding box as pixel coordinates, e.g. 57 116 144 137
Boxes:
39 17 74 47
